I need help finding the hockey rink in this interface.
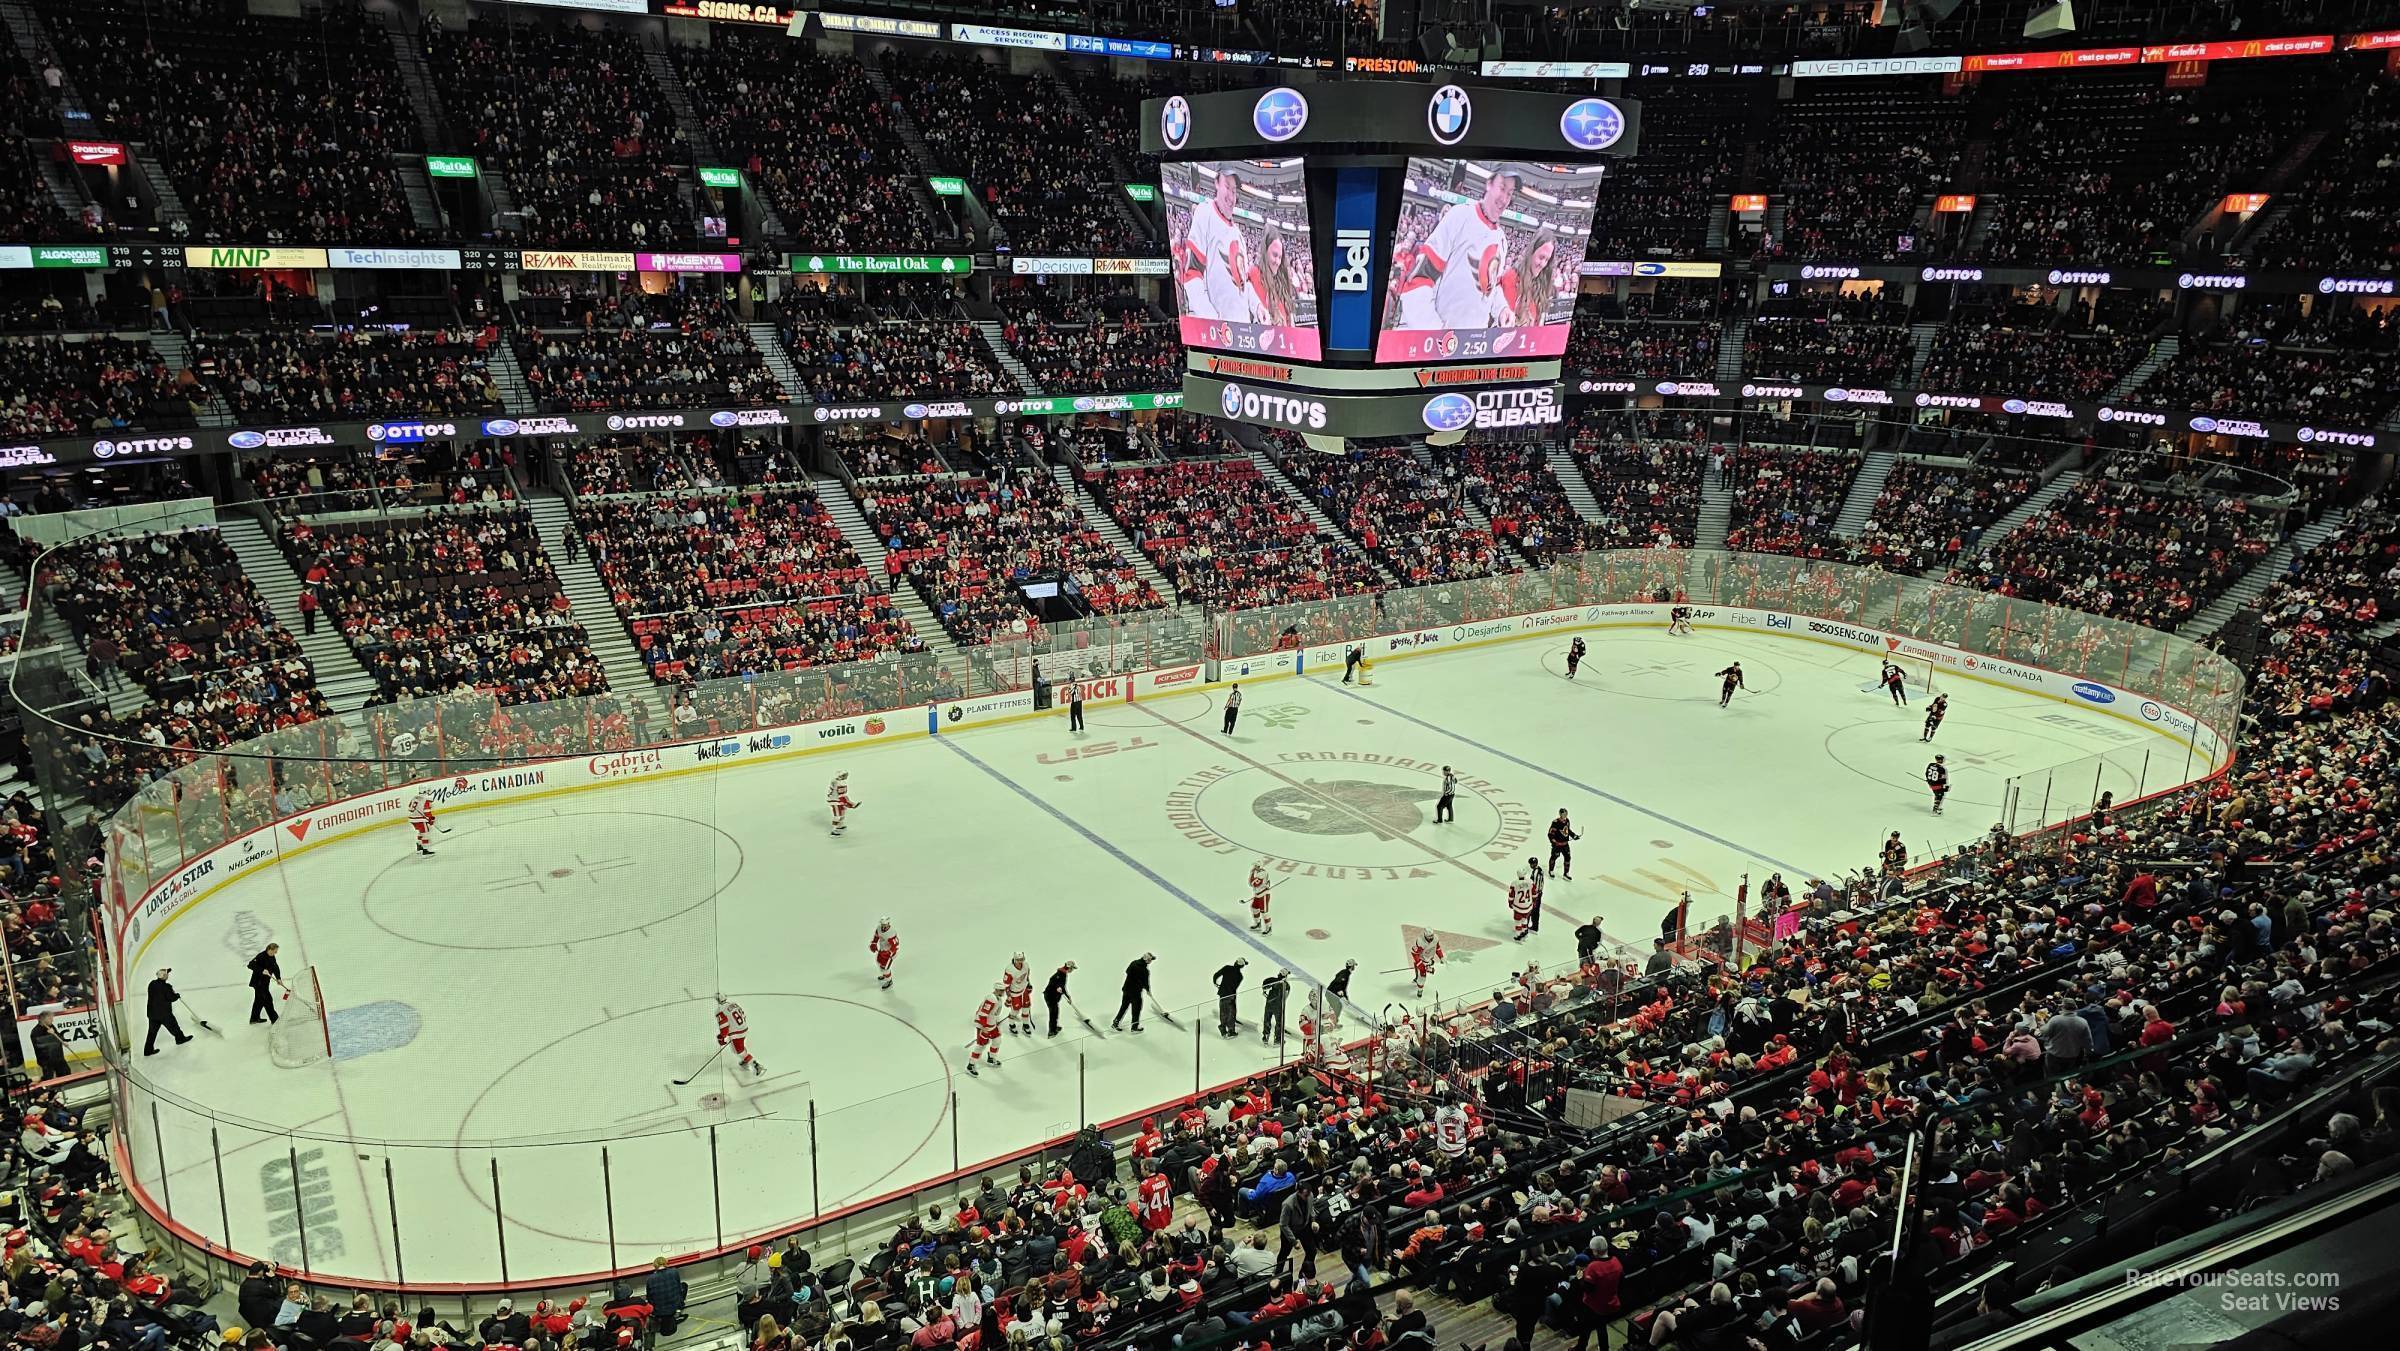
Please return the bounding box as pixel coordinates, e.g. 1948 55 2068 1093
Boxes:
115 625 2208 1285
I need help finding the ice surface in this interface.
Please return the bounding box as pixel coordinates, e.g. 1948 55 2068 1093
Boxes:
118 627 2196 1283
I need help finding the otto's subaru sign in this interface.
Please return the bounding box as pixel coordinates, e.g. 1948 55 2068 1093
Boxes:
1253 88 1309 142
2071 681 2116 704
228 431 266 449
1421 392 1476 433
1559 98 1626 151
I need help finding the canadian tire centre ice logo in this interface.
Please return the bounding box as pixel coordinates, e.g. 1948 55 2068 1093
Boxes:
1253 88 1309 142
1428 85 1472 145
1254 780 1429 836
1161 96 1192 151
1421 393 1475 433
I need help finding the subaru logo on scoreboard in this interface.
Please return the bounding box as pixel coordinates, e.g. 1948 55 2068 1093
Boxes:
1559 98 1626 151
1421 393 1476 433
1427 85 1472 145
1160 95 1192 151
1252 88 1309 142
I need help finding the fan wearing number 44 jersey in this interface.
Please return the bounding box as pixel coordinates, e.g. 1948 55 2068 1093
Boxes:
715 995 765 1077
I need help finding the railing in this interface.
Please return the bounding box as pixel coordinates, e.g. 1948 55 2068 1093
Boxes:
4 507 2244 1296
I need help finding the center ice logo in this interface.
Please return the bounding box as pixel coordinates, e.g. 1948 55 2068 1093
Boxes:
1251 779 1430 836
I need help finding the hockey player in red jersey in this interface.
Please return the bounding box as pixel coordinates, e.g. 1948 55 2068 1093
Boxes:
1408 931 1446 994
1248 858 1274 933
827 773 860 836
715 995 764 1076
408 793 437 856
1001 952 1034 1035
869 919 899 989
965 983 1005 1075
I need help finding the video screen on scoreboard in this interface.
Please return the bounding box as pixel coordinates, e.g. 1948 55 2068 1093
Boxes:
1375 158 1605 363
1163 158 1322 360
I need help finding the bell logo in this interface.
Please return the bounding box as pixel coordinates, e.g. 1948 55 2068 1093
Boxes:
1331 228 1373 292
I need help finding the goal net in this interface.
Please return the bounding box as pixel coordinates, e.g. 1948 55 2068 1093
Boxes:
270 966 331 1068
1858 654 1935 695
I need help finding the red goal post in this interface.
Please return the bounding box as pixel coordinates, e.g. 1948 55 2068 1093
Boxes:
269 965 331 1068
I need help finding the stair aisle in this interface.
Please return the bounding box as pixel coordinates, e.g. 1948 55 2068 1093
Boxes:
1407 445 1526 569
522 493 663 725
488 339 536 417
1831 447 1897 539
2178 508 2350 640
213 515 381 713
1715 318 1747 383
1052 463 1179 604
1977 468 2084 550
811 474 969 680
2103 337 2176 404
746 322 809 402
1545 443 1605 523
975 320 1044 396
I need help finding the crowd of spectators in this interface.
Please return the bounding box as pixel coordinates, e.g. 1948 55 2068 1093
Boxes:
1742 296 1913 385
1276 447 1504 585
883 50 1146 255
42 529 326 807
426 19 690 248
857 470 1164 643
827 428 951 482
281 509 606 705
33 2 419 244
1947 464 2277 628
1452 443 1611 564
1566 415 1707 550
1847 458 2039 573
1749 80 1968 259
2135 340 2390 430
1583 81 1743 260
519 305 782 413
1086 456 1380 609
565 435 704 498
781 319 1011 403
1006 316 1180 395
190 327 503 422
675 31 948 252
1 336 201 437
2258 72 2400 273
1918 321 2152 402
1722 449 1862 556
2246 503 2398 721
248 446 516 518
575 488 922 683
1566 317 1719 380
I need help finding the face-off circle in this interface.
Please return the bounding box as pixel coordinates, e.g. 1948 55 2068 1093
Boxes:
1165 752 1532 879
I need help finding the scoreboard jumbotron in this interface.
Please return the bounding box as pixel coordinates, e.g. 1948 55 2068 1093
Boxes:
1142 81 1641 446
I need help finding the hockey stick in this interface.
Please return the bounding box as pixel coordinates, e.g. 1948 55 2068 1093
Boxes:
672 1047 723 1086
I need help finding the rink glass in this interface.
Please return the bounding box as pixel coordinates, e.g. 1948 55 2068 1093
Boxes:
8 473 2242 1294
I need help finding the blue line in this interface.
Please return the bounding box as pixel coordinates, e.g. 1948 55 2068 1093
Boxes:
934 736 1351 1015
1318 679 1822 879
